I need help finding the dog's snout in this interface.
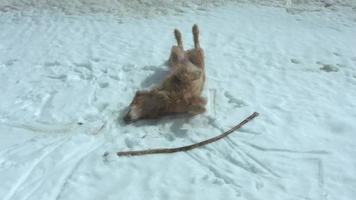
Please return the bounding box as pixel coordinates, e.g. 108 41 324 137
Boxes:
123 114 132 124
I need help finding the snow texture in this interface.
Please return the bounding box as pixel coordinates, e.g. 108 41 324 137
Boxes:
0 0 356 200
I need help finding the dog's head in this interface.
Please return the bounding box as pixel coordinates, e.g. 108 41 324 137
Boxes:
123 90 169 124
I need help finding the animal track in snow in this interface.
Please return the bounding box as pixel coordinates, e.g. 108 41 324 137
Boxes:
5 59 18 66
290 58 301 64
74 62 93 72
109 74 120 81
319 64 339 72
224 92 246 108
98 82 109 88
47 74 67 81
316 61 339 72
73 68 94 80
332 52 341 56
122 63 136 72
44 61 61 67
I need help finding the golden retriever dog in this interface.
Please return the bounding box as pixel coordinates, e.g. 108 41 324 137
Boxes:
123 24 206 123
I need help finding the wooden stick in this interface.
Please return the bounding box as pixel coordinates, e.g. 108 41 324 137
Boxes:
117 112 259 157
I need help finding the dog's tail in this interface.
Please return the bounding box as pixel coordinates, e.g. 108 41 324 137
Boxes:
193 24 200 49
174 29 183 49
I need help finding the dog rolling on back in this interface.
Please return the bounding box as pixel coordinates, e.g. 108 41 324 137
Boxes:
124 24 206 124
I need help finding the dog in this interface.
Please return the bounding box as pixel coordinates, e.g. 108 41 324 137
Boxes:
123 24 206 124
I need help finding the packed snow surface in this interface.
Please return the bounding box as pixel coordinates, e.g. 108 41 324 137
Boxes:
0 1 356 200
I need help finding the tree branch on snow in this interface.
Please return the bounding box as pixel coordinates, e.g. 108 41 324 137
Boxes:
116 112 259 157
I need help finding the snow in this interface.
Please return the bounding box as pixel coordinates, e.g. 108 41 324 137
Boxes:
1 1 356 200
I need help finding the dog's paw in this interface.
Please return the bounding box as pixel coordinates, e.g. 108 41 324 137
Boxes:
193 24 199 34
191 96 207 105
188 104 206 115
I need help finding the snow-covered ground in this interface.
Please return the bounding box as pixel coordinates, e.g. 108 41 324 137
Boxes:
1 1 356 200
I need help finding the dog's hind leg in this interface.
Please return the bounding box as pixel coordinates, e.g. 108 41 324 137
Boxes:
168 46 185 68
174 29 184 50
186 24 204 69
192 24 200 49
168 29 186 68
